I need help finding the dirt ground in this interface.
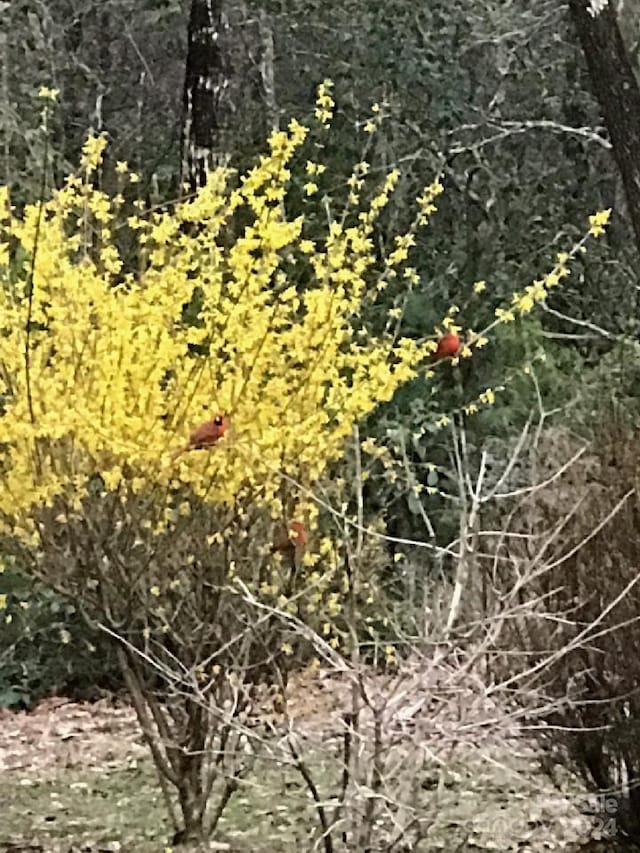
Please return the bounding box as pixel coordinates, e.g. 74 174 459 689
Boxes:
0 670 616 852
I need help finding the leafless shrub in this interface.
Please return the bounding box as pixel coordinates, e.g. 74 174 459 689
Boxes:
1 482 311 845
95 420 612 852
476 417 640 841
5 409 627 850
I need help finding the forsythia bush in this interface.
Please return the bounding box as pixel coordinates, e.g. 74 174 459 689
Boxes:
0 82 611 550
0 109 442 543
0 87 614 843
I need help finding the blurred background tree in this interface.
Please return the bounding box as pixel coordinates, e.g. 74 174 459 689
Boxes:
2 0 632 325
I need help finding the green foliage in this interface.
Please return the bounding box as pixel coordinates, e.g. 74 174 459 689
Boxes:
354 316 585 564
1 0 187 202
0 565 120 708
268 0 630 330
473 318 584 430
574 338 640 432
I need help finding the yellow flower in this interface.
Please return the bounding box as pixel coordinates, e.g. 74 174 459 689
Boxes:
588 208 611 238
80 133 108 172
314 79 335 127
495 307 515 323
38 86 60 102
515 291 534 313
305 161 326 176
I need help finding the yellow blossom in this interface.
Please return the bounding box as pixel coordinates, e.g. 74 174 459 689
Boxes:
38 86 60 102
314 79 335 127
305 161 326 176
80 133 108 172
588 208 611 238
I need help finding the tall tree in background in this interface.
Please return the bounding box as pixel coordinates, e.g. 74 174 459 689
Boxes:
181 0 231 189
569 0 640 254
180 0 275 190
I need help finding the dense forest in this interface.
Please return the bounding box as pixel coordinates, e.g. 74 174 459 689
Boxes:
2 1 640 850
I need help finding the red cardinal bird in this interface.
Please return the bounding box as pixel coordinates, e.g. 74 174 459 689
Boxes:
432 332 461 362
271 520 307 557
171 414 229 460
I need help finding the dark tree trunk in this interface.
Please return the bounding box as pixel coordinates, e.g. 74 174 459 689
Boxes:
181 0 231 191
568 0 640 254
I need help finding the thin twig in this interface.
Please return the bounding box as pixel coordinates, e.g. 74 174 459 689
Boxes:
24 114 50 428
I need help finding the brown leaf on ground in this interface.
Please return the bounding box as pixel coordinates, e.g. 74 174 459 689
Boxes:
0 697 146 775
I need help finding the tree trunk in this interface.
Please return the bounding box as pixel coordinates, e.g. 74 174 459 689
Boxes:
181 0 231 191
568 0 640 254
117 646 212 847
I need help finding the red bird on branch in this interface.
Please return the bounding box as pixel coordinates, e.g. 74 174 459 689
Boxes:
432 332 461 363
170 414 229 460
271 520 308 558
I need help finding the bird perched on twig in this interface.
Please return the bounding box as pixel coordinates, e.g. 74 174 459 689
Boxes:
271 520 307 559
431 332 461 362
170 413 229 460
